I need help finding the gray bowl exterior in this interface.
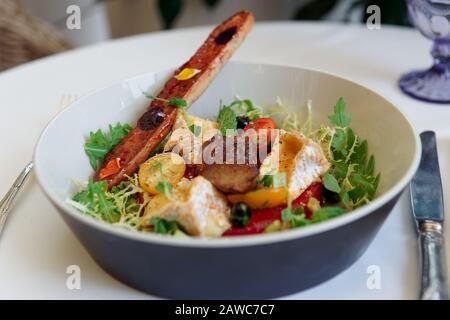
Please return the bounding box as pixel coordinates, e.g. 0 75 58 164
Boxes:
55 191 401 299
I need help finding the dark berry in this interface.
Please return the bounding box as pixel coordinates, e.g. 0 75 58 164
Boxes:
236 116 250 129
231 202 252 227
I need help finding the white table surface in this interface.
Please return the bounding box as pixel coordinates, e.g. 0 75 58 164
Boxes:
1 22 450 300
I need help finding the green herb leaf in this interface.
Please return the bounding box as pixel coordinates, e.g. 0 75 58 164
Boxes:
257 175 273 188
217 105 237 136
150 218 178 235
84 130 110 170
311 207 345 223
328 97 352 128
110 181 128 194
282 206 303 222
366 155 375 175
143 93 157 100
319 98 380 210
168 97 187 108
282 206 310 228
331 128 348 157
281 207 294 223
109 123 132 147
351 139 368 171
323 172 341 193
242 99 256 112
143 93 187 110
84 123 132 170
72 188 92 208
156 181 173 198
72 178 119 223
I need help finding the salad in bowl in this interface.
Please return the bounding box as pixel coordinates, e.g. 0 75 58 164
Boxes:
68 95 379 238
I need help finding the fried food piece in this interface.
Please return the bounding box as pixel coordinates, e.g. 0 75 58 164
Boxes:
199 135 260 193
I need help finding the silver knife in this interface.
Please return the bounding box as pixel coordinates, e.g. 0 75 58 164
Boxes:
410 131 449 300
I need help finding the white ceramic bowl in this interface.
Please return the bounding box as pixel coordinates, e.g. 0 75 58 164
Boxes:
34 62 421 298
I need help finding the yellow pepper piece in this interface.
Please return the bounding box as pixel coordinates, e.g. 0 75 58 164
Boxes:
174 68 201 81
139 153 186 195
227 188 288 210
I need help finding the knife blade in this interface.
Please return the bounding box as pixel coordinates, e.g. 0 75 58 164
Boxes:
411 131 444 223
410 131 448 300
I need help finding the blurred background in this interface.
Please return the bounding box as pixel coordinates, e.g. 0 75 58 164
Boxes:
0 0 410 72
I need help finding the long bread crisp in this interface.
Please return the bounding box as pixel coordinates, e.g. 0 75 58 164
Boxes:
95 11 254 188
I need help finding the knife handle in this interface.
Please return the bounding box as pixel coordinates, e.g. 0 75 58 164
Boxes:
419 220 449 300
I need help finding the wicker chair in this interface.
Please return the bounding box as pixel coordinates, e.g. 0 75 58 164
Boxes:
0 0 71 71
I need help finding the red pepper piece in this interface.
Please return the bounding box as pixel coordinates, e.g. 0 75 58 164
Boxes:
292 182 323 219
98 158 121 180
222 182 323 236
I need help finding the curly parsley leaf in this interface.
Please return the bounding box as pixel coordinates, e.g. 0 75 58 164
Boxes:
319 97 380 210
72 178 120 223
328 97 352 128
84 122 132 170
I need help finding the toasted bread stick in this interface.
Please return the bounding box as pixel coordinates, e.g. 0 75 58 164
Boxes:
95 11 254 188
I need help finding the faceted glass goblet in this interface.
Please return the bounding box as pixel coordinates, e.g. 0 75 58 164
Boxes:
399 0 450 103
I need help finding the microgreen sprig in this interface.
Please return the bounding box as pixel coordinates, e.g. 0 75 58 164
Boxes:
84 122 132 170
314 97 380 210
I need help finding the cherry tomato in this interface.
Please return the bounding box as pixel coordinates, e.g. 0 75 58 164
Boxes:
244 118 276 144
244 118 276 131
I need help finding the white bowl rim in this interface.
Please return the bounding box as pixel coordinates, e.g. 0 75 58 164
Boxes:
34 61 422 248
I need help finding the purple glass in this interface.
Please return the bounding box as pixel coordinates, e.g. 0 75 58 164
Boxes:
399 0 450 103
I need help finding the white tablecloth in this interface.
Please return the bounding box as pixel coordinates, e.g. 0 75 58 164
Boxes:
1 22 449 299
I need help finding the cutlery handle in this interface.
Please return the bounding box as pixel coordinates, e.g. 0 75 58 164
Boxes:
419 221 449 300
0 162 34 236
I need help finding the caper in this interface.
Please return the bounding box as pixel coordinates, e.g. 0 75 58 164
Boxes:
230 202 252 227
236 116 250 129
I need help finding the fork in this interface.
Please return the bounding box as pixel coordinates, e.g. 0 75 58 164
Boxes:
0 95 77 236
